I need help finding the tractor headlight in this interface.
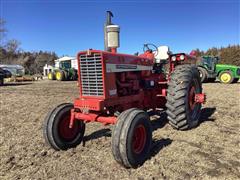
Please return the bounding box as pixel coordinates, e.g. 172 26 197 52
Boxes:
171 56 176 61
180 55 185 60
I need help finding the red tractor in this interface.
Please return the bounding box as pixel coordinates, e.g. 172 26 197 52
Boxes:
43 12 205 168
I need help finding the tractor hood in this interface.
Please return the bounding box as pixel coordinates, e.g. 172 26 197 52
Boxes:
216 64 240 69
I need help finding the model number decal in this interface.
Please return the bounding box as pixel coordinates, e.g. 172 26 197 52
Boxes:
116 64 137 69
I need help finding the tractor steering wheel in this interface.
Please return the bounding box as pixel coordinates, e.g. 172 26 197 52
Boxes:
143 43 159 56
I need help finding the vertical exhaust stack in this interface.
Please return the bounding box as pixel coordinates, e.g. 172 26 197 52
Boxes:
104 11 120 53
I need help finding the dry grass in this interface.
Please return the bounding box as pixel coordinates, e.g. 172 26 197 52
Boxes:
0 80 239 179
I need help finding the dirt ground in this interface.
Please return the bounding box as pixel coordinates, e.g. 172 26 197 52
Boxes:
0 80 239 179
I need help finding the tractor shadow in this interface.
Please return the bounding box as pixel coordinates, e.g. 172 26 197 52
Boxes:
83 128 111 146
198 107 216 124
150 111 168 132
150 138 173 158
148 107 216 159
150 107 216 131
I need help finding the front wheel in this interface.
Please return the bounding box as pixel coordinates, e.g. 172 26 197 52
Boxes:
111 108 152 168
55 70 65 81
43 103 85 150
48 72 56 80
219 71 234 84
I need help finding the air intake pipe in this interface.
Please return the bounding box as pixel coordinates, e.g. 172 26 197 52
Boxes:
104 11 120 53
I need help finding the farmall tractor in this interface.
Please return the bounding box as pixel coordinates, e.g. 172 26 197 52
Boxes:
43 11 205 168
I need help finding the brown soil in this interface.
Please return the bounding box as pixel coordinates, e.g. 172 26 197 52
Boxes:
0 80 239 179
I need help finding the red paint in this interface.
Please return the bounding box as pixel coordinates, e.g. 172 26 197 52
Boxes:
195 93 206 104
189 86 196 110
59 116 79 140
71 49 205 126
132 124 146 154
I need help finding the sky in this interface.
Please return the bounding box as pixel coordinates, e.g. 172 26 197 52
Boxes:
0 0 239 56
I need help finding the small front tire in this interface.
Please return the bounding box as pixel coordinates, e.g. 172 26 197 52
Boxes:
43 103 85 150
112 109 152 168
48 72 56 80
56 71 65 81
219 71 234 84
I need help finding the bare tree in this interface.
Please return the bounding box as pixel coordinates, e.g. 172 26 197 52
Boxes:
4 39 21 53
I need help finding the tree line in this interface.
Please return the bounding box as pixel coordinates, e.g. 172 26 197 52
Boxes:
194 45 240 66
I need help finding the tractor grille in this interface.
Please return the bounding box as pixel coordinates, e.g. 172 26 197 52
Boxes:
79 53 104 96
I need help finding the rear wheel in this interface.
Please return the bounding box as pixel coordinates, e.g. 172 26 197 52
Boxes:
43 103 85 150
219 71 234 84
56 70 65 81
72 70 78 80
166 65 202 130
198 67 208 83
111 109 152 168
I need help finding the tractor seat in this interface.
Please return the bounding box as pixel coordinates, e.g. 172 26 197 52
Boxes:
154 46 171 64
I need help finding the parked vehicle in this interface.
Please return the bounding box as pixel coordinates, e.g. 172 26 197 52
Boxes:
48 60 78 81
0 68 12 86
43 11 206 168
197 56 219 82
216 64 240 84
197 56 240 83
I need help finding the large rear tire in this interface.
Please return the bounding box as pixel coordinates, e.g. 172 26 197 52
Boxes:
198 67 208 83
166 65 202 130
111 109 152 168
43 103 85 150
72 70 78 80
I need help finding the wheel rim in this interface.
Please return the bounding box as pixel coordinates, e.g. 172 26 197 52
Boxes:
58 116 80 141
48 73 52 79
56 72 61 80
220 73 231 83
189 86 196 111
132 124 146 154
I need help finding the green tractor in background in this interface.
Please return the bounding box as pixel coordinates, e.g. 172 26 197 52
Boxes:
197 56 240 84
48 60 78 81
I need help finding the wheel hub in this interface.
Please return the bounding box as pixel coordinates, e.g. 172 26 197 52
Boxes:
59 116 79 140
221 73 231 82
189 86 196 111
132 124 146 154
